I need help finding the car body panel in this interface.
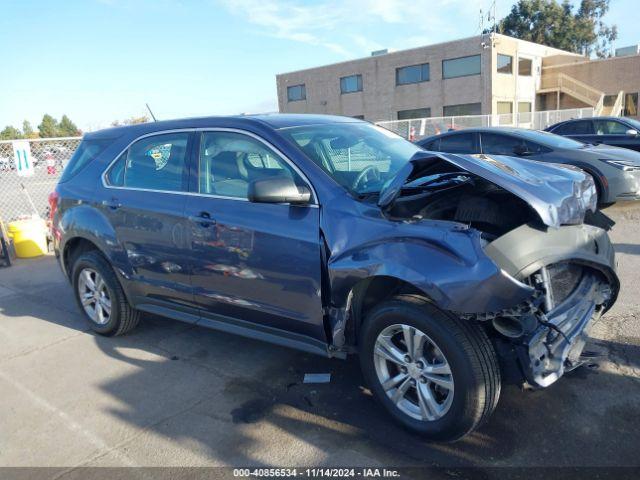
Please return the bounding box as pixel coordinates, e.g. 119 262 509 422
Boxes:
185 195 325 341
321 199 536 314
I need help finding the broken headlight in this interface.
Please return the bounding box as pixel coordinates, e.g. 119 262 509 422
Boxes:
550 175 597 226
600 159 640 171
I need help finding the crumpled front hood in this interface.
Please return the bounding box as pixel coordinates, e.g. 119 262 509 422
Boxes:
379 151 597 229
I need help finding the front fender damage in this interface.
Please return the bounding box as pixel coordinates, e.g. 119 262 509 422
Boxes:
326 221 619 388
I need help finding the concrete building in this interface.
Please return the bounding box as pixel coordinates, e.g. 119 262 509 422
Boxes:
276 33 640 122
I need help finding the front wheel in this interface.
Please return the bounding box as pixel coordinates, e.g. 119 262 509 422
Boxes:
359 295 501 442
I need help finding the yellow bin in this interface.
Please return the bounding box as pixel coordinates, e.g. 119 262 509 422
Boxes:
7 217 48 258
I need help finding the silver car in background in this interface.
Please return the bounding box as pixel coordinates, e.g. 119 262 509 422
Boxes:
417 127 640 206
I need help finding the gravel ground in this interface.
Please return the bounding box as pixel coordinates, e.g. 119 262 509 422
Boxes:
0 202 638 478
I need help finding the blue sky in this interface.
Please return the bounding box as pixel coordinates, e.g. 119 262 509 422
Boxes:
0 0 636 131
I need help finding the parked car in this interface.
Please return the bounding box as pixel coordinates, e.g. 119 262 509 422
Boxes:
51 115 618 441
418 127 640 205
0 156 12 171
545 116 640 152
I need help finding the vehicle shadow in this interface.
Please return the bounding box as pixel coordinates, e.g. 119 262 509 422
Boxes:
86 314 640 469
614 243 640 256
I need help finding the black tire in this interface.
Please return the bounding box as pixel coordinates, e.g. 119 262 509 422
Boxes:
359 294 500 442
71 250 140 336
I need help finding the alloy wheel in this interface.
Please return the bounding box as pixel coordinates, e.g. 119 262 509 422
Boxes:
77 268 112 325
373 323 454 421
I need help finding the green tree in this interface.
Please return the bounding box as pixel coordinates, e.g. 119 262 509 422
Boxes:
489 0 617 58
22 120 38 139
0 126 22 140
58 115 81 136
38 114 59 138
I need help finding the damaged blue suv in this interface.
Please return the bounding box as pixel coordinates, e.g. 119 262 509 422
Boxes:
51 114 619 441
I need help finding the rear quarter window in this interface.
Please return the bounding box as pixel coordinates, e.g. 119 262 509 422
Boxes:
59 138 112 183
421 139 440 151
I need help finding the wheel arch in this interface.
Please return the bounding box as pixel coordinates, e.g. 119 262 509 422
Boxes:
63 236 103 278
343 275 430 348
58 204 133 280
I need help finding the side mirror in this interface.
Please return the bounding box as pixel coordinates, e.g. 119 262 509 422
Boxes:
626 129 638 137
248 176 311 205
513 144 531 156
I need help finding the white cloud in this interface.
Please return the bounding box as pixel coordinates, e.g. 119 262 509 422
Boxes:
217 0 487 57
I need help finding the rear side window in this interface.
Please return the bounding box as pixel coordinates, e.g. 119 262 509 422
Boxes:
59 139 111 183
421 139 440 151
553 120 594 135
481 133 522 155
438 133 477 153
105 133 190 192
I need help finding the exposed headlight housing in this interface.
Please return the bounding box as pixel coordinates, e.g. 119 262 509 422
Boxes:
600 159 640 171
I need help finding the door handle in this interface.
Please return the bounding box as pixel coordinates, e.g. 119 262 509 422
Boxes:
188 212 217 227
102 198 121 210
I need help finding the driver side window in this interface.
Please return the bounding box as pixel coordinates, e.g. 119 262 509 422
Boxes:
594 120 629 135
198 132 304 200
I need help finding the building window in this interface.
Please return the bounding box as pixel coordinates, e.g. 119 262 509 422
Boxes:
518 102 532 113
340 74 363 94
497 54 513 74
443 103 482 116
397 108 431 120
442 55 481 79
497 101 513 114
287 84 306 102
518 58 532 76
396 63 430 85
624 92 638 116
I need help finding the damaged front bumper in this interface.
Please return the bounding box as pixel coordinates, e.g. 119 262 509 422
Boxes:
483 223 619 388
521 270 612 387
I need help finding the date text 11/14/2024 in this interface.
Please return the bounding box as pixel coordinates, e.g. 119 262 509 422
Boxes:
233 468 401 478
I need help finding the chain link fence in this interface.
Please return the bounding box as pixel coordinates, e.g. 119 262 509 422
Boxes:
0 137 82 222
375 107 595 141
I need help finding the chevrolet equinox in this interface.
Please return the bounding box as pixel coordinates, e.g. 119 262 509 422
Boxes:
51 114 619 441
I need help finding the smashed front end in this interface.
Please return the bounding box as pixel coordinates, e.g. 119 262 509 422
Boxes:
376 152 619 388
482 223 617 387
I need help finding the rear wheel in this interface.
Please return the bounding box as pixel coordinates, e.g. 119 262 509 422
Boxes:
359 295 500 441
72 251 140 336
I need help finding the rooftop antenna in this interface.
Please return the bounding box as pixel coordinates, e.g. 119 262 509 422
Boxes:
480 0 497 48
145 103 158 122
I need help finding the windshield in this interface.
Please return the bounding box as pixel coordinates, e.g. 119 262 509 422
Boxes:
515 129 585 149
281 122 422 195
